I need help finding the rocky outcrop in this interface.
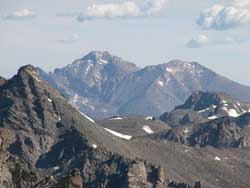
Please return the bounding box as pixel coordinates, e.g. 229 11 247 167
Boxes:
0 151 56 188
78 148 168 188
155 115 250 148
126 161 152 188
159 110 203 128
60 168 83 188
160 91 250 128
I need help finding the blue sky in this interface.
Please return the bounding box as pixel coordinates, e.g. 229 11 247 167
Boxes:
0 0 250 85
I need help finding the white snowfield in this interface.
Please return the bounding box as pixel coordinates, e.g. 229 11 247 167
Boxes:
99 58 108 64
79 111 95 123
104 128 132 140
208 115 218 120
145 116 153 120
214 157 221 161
198 108 210 113
199 105 217 113
47 97 52 103
109 117 123 120
222 107 239 117
142 125 154 134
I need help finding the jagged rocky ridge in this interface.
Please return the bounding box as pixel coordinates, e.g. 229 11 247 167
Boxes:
39 51 250 118
158 92 250 148
0 65 203 188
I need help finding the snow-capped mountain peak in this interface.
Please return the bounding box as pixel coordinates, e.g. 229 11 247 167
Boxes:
81 51 112 65
40 52 250 118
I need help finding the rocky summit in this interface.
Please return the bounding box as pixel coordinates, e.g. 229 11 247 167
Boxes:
39 51 250 118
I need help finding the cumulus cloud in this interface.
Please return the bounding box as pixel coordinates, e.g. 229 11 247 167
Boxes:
78 0 167 21
197 0 250 30
186 34 246 48
141 0 167 15
59 34 80 44
186 35 209 48
3 9 36 20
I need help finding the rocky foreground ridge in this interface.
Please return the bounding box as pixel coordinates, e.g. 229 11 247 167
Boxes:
0 65 202 188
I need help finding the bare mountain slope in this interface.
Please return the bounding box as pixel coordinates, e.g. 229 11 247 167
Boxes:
39 52 250 118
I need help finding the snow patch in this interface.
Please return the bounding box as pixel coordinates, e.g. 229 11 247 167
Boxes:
166 67 175 73
109 116 123 120
214 157 221 161
79 111 95 123
183 128 190 134
92 144 97 149
227 109 239 117
99 58 108 64
157 80 164 87
221 100 227 104
58 148 64 160
222 107 239 117
47 98 52 103
84 63 93 75
208 115 218 120
104 128 132 140
53 166 60 171
145 116 153 120
198 108 210 113
142 125 154 134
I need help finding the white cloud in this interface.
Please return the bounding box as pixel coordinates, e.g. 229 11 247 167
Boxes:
59 34 80 44
141 0 167 15
186 34 246 48
78 0 167 21
197 0 250 30
3 9 36 20
186 34 209 48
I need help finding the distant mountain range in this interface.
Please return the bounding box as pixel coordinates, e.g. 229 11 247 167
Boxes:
38 51 250 118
